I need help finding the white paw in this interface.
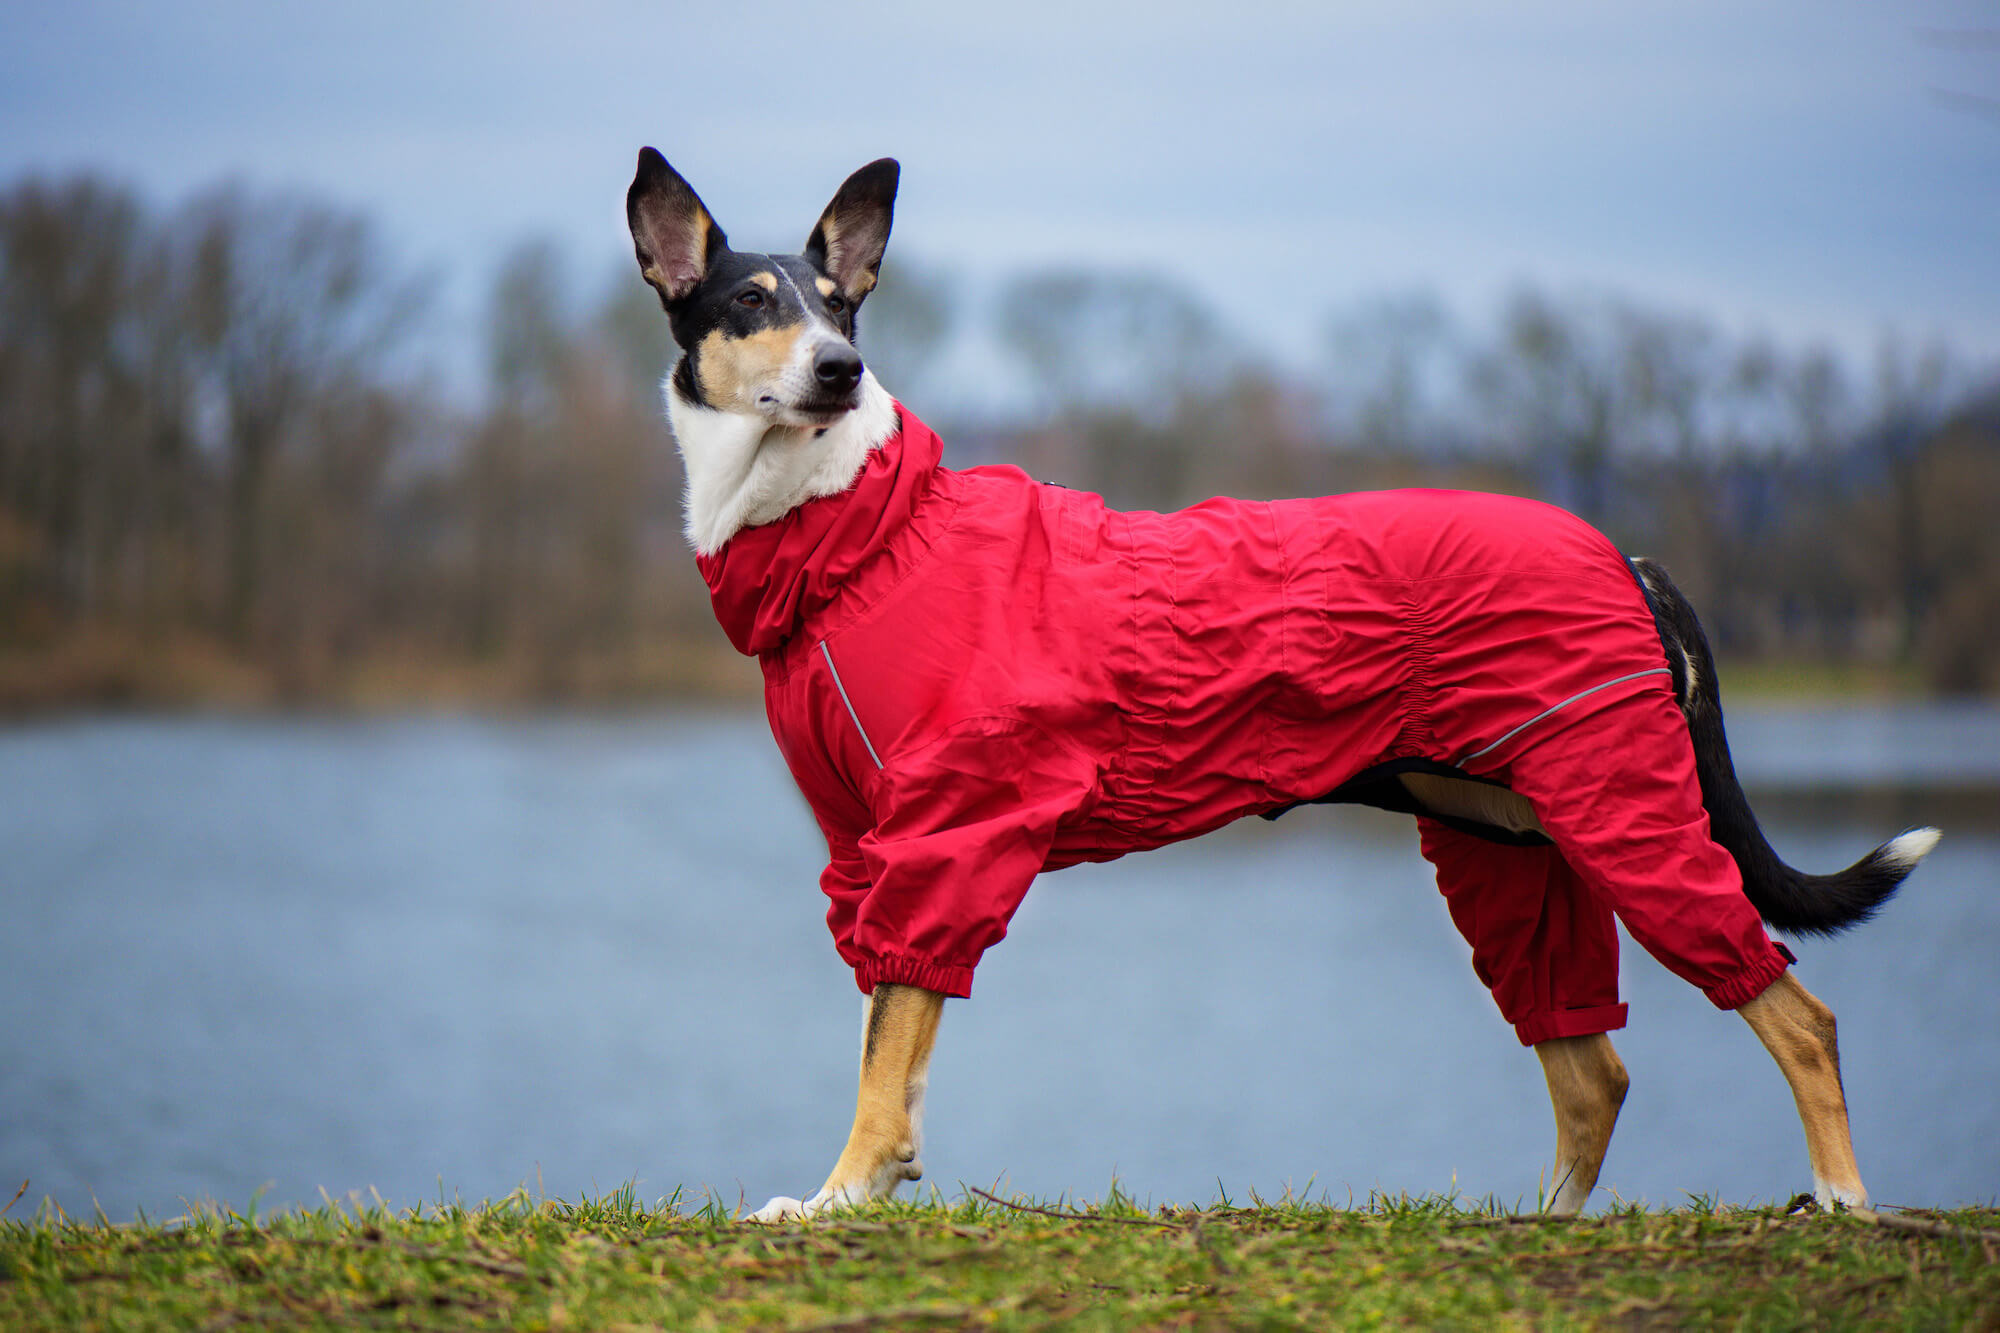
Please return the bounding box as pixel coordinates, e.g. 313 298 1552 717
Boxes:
747 1195 808 1223
1814 1179 1868 1211
746 1185 854 1223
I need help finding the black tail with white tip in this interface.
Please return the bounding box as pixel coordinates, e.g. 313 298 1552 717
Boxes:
1632 557 1940 937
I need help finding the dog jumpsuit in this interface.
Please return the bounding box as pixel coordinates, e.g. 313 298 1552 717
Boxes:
697 407 1793 1044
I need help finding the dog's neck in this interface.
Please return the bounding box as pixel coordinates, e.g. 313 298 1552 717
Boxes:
664 370 899 555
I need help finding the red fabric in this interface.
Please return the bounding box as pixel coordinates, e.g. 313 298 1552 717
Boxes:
699 407 1790 1013
1419 820 1631 1047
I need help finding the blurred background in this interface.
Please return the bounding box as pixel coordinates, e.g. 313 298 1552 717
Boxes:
2 1 1997 1222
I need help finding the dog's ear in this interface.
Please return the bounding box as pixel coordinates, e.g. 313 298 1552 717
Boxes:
627 148 728 305
805 158 898 305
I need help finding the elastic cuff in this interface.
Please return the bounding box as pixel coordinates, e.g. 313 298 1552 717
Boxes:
1704 940 1795 1010
1513 1003 1629 1048
854 954 974 999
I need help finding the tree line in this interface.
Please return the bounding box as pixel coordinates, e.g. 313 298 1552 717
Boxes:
2 172 1995 709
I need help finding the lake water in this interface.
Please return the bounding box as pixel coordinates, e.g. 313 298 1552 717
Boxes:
3 706 1996 1222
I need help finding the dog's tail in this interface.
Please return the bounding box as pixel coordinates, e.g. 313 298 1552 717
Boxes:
1631 557 1940 937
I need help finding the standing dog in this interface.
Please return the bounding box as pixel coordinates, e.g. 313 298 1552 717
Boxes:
625 148 1939 1222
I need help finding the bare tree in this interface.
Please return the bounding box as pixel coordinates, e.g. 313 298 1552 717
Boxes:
1324 291 1457 453
854 256 953 403
168 186 431 646
0 177 149 623
3 169 1997 706
997 268 1235 421
1467 289 1620 519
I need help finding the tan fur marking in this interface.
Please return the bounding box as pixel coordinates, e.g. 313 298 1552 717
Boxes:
1536 1033 1629 1215
814 212 879 298
1400 773 1546 837
814 275 836 297
1737 972 1867 1204
820 985 945 1200
693 326 805 413
749 271 778 292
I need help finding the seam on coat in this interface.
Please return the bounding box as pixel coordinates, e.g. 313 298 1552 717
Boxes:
1101 513 1171 823
1267 502 1289 792
1455 667 1672 766
819 640 883 770
1398 593 1441 757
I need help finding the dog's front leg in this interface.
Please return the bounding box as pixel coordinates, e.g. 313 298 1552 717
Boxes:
749 983 945 1222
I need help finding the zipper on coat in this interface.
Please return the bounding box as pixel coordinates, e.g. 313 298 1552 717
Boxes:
818 640 884 770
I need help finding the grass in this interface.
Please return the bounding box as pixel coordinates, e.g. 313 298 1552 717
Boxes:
1709 657 1929 703
2 1182 1995 1330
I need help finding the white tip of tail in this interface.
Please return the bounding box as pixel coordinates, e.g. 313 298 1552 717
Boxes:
1881 827 1942 871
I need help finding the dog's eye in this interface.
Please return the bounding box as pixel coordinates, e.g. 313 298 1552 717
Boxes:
825 294 847 314
736 290 764 308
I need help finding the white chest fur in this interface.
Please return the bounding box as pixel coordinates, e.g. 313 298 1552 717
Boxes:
665 371 899 555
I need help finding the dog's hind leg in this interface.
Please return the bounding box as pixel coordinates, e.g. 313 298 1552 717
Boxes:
749 983 945 1222
1735 972 1867 1209
1535 1032 1629 1216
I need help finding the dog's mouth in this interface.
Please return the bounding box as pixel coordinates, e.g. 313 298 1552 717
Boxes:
757 391 859 429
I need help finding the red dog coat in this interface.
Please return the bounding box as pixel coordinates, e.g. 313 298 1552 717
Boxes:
698 408 1791 1043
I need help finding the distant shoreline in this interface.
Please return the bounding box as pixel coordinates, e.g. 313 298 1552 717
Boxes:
0 630 765 718
0 630 1957 720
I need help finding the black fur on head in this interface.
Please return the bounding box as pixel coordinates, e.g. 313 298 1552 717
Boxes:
625 150 899 339
626 151 902 420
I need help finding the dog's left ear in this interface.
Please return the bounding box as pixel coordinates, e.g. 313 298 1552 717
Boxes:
806 159 899 305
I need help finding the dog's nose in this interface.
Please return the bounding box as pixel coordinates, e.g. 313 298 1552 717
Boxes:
814 346 862 395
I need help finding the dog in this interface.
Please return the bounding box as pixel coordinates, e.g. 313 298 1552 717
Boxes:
624 148 1939 1223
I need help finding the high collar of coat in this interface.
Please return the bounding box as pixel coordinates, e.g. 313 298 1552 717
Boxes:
681 375 945 657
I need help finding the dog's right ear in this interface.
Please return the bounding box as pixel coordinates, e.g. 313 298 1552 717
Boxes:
627 148 728 305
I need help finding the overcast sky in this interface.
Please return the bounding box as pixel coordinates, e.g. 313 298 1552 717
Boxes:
4 0 1996 406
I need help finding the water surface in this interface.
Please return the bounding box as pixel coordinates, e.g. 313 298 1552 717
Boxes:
2 707 1995 1220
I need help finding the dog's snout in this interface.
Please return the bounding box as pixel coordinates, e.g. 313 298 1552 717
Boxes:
814 346 863 395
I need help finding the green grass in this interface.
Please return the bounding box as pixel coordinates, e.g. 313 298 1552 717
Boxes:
2 1183 1994 1330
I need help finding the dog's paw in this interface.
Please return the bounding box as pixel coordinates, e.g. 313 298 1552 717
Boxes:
1814 1179 1868 1211
746 1186 854 1223
746 1170 912 1224
1789 1180 1869 1217
747 1195 809 1224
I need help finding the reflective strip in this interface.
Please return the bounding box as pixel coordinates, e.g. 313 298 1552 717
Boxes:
819 640 883 769
1455 667 1673 767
